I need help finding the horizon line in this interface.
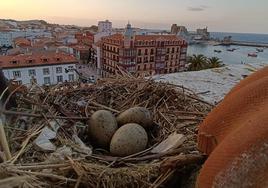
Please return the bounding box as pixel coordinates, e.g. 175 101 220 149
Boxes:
1 18 268 35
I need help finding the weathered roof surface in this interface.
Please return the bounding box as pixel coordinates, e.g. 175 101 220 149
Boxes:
154 63 267 104
0 52 77 69
14 37 31 47
103 33 184 42
70 44 90 51
135 35 183 41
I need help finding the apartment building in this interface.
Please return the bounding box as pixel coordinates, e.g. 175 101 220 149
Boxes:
98 20 112 33
0 52 78 86
100 23 187 77
94 20 114 43
0 31 12 47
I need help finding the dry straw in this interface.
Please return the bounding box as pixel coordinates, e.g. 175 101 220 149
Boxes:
0 77 212 187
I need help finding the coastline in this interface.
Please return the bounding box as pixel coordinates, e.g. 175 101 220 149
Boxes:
188 43 268 65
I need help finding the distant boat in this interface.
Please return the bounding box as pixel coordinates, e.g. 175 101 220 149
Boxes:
214 50 222 53
248 53 257 57
256 48 264 52
227 48 236 52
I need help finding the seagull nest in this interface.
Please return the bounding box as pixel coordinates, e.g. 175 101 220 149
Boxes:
0 77 212 188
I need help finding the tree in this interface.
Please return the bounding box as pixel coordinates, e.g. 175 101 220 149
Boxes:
207 57 224 68
188 54 208 71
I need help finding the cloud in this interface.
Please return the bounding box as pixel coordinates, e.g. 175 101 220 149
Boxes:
188 5 209 12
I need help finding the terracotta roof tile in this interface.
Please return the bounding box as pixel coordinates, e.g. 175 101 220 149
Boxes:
71 45 90 51
0 52 77 69
14 37 31 47
135 35 183 41
102 34 185 44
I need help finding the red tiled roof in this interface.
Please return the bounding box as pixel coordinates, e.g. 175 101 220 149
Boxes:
135 35 183 41
14 37 31 47
105 33 124 40
0 52 77 69
102 34 185 43
71 45 90 51
95 41 103 47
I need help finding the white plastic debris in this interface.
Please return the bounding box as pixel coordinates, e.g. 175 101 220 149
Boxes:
45 146 72 164
34 127 57 152
73 135 93 155
151 132 186 154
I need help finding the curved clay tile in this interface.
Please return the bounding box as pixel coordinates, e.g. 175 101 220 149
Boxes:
197 67 268 187
198 69 268 155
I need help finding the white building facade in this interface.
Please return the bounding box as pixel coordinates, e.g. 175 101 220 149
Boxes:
0 29 52 47
0 32 12 47
98 20 112 33
2 64 77 86
94 20 114 43
0 53 78 86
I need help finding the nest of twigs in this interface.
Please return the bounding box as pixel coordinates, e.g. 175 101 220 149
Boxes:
0 77 213 188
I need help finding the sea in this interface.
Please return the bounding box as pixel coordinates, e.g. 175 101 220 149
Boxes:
188 32 268 64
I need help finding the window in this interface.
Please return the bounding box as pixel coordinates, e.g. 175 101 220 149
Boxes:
17 80 22 85
56 67 62 73
150 49 154 54
28 69 36 76
68 66 74 70
68 74 74 81
144 64 147 70
44 77 50 85
172 48 175 53
43 68 50 75
137 57 142 63
57 75 63 83
13 71 21 78
144 57 148 63
30 78 37 84
145 49 148 55
138 49 141 56
43 58 48 62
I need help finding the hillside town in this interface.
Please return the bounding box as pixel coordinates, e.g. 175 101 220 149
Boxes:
1 0 268 186
0 19 188 86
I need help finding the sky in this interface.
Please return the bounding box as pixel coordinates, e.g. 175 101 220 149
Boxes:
0 0 268 34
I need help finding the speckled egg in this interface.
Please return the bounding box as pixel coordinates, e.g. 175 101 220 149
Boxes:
88 110 118 147
110 123 148 156
116 107 153 128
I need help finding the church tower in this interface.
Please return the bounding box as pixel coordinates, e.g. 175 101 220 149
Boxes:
123 22 134 48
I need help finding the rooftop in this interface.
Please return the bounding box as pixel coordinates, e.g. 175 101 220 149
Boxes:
102 33 185 43
14 37 31 47
70 44 90 51
154 62 268 104
135 35 184 41
0 52 77 69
